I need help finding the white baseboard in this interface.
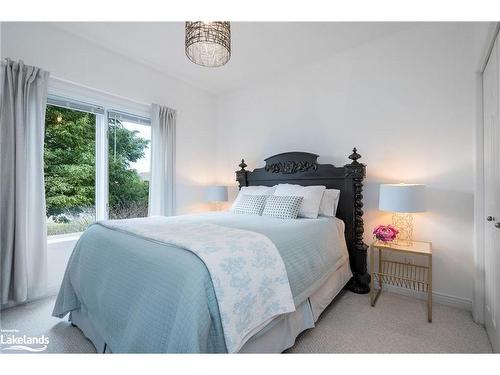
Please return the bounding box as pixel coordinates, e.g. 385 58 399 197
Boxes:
378 283 472 311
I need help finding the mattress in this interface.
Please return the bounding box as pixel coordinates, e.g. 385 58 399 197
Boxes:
54 212 350 353
70 260 352 353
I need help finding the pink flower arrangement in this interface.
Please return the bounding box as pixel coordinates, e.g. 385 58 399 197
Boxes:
373 224 399 242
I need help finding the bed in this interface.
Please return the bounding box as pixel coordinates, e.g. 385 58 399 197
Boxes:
52 149 370 353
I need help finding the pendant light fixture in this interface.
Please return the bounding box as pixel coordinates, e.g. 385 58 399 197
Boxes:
185 22 231 67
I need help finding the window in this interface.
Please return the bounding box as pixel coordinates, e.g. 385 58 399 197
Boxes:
44 94 151 288
44 100 103 290
44 98 151 232
44 103 99 236
108 111 151 219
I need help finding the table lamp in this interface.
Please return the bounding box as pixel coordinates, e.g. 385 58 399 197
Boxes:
205 185 228 210
379 183 426 245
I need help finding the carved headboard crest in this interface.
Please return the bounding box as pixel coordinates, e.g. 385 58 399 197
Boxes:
264 152 319 174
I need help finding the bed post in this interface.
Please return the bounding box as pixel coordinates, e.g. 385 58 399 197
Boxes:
345 148 370 294
236 159 248 189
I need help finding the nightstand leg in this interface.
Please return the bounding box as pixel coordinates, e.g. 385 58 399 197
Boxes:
378 248 382 291
370 247 383 307
427 254 432 323
372 288 382 306
370 246 375 305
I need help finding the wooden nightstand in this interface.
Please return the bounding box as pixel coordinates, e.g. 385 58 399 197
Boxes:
370 240 433 322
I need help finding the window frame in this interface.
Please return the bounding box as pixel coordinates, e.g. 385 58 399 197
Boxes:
47 77 151 221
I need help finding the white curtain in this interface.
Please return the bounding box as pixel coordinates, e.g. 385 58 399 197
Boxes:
0 59 50 305
148 104 176 216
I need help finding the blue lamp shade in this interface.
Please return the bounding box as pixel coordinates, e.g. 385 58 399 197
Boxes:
205 186 228 203
379 184 426 213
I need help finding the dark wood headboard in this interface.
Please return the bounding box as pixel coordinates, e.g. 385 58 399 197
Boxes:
235 148 370 294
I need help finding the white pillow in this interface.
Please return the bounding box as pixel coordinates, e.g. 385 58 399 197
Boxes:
319 189 341 217
231 185 276 211
273 184 326 219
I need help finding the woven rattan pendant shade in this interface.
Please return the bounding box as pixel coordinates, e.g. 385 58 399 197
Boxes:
185 22 231 67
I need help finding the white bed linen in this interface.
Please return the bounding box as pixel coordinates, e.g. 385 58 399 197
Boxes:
273 184 326 218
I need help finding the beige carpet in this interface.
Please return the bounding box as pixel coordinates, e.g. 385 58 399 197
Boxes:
0 291 492 353
287 291 492 353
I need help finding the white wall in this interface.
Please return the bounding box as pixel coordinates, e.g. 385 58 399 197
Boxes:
1 22 217 295
214 23 489 307
1 22 216 214
1 22 491 307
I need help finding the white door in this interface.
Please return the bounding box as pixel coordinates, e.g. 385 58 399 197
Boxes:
483 37 500 352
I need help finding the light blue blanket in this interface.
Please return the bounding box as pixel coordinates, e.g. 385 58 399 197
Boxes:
52 212 348 353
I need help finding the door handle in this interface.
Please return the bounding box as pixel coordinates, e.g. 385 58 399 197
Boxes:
496 222 500 228
487 216 495 221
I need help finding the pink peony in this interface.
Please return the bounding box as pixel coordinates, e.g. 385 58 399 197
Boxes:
373 224 399 242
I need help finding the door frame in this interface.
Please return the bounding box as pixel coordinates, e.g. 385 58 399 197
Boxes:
475 22 500 324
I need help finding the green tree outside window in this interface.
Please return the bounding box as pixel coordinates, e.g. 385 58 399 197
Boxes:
44 105 149 235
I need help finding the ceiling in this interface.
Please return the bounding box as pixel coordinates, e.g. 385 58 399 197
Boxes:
52 22 415 94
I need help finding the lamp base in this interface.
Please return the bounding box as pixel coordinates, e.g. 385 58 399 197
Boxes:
392 213 413 246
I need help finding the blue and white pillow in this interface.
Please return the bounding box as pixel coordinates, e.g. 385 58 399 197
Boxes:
232 194 268 215
262 196 303 219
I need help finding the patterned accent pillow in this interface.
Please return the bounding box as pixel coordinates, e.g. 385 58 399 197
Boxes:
231 185 276 211
232 194 268 215
262 196 303 219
